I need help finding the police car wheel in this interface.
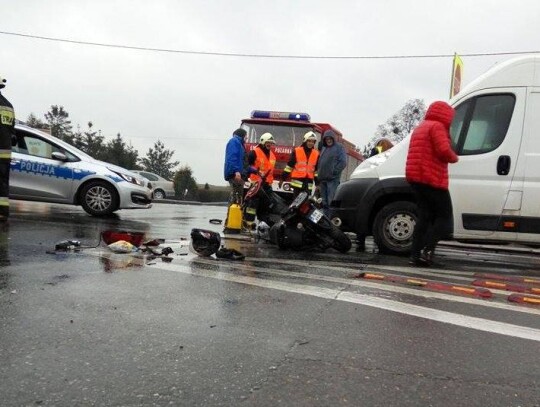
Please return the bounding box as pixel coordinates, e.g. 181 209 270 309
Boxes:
80 181 119 216
153 189 165 200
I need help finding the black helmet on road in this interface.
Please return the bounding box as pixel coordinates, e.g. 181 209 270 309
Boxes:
190 228 221 256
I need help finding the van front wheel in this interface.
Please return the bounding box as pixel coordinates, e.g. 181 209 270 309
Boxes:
373 201 417 255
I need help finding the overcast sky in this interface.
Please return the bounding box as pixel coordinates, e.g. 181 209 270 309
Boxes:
2 0 540 185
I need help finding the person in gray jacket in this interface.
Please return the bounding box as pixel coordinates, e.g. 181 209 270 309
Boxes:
317 129 346 217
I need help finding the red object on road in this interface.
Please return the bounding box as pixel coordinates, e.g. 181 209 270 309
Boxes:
474 273 540 286
358 272 493 298
508 293 540 305
471 279 537 293
426 282 493 298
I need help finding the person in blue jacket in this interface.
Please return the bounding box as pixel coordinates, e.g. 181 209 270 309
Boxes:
223 128 247 205
317 129 346 217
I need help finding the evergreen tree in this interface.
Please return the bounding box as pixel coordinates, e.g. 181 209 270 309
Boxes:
138 140 179 179
26 113 49 130
81 121 105 159
44 105 73 142
173 165 199 200
69 124 86 150
103 133 139 169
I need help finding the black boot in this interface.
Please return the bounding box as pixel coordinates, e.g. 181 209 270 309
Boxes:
422 248 445 268
355 234 366 252
409 253 430 267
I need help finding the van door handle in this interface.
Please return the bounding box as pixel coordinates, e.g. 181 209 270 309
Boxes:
497 155 511 175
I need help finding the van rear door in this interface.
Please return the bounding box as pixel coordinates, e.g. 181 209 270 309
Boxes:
449 89 525 240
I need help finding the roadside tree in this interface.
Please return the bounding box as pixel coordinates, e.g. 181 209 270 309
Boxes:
173 165 199 200
103 133 139 169
363 99 426 157
26 113 49 131
44 105 73 142
138 140 179 180
81 121 105 160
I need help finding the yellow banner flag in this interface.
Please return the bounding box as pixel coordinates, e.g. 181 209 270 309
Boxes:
449 53 464 98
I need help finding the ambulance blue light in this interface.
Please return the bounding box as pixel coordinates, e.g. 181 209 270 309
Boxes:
251 110 311 122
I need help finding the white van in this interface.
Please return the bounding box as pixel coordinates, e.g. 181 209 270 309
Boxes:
332 55 540 254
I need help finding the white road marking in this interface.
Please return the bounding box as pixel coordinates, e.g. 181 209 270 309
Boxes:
84 249 540 317
250 257 476 278
190 256 540 316
84 250 540 340
151 260 540 342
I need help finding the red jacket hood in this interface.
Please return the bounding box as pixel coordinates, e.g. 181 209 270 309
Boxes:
425 101 455 129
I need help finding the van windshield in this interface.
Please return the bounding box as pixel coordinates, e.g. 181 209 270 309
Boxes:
242 123 321 146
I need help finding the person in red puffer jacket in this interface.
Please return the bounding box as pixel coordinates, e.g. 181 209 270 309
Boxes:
406 101 459 267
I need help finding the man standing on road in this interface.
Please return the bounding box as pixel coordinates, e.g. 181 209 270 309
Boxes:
224 128 247 204
406 101 459 267
0 76 15 221
317 129 346 217
281 131 319 197
223 128 247 232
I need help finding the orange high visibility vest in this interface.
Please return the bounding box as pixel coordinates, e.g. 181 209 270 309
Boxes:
249 146 276 184
291 147 319 179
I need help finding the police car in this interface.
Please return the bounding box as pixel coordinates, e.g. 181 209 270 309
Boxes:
10 123 153 216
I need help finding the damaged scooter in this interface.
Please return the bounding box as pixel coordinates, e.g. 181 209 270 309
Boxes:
267 191 352 253
244 174 352 253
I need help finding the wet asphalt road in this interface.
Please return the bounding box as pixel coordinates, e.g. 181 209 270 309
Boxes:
1 201 539 406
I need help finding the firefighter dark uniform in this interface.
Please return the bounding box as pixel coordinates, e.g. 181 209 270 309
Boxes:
0 78 15 220
282 131 319 197
243 133 276 225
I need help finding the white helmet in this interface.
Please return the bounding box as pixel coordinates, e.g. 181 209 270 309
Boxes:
303 131 317 143
260 132 275 144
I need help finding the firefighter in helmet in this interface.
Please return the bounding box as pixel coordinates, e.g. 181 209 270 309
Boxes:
281 131 320 197
0 76 15 221
243 132 276 225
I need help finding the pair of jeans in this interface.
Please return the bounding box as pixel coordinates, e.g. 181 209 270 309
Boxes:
319 178 340 217
227 179 244 205
410 183 453 257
